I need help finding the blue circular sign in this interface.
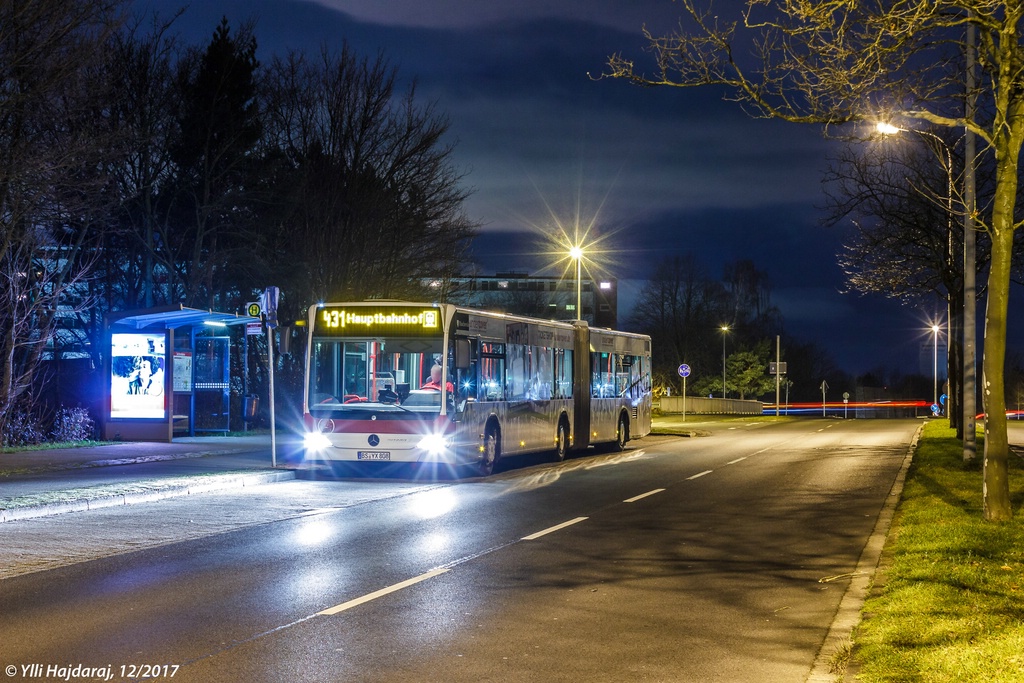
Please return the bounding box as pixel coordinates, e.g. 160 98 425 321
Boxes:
677 364 691 378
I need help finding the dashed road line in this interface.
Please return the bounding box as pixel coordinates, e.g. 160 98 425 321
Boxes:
521 516 589 541
687 470 713 480
318 567 451 615
623 488 665 503
726 457 747 465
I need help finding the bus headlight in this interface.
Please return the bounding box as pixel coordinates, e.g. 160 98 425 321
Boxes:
304 431 332 452
417 433 451 455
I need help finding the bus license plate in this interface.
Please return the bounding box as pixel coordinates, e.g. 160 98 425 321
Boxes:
358 451 391 461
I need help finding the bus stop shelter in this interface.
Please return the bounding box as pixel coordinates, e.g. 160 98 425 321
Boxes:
102 305 261 442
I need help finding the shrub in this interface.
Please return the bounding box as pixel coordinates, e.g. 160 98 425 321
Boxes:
2 409 46 448
49 406 95 443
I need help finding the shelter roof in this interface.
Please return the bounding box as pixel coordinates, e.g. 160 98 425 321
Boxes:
108 305 259 330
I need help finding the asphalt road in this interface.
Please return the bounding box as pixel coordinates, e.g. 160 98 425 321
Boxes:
0 418 918 682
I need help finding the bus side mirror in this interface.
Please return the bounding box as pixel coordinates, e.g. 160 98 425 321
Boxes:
455 338 471 370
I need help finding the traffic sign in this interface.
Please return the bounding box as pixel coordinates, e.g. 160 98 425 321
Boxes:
677 363 691 378
245 321 262 336
261 287 280 329
246 301 261 318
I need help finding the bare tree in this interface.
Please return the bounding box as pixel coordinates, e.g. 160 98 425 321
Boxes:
105 13 183 311
260 45 476 316
825 132 973 435
606 1 1024 520
0 0 123 441
628 254 727 392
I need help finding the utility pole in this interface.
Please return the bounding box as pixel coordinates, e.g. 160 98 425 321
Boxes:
775 335 781 417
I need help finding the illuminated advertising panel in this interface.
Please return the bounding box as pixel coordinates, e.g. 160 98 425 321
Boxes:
315 306 441 337
110 332 166 419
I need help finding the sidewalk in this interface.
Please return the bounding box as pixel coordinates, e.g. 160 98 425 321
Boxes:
0 434 302 523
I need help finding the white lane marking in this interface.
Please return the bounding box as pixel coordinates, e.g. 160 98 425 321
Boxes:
726 457 747 465
318 567 450 616
687 470 713 480
521 516 589 541
623 488 665 503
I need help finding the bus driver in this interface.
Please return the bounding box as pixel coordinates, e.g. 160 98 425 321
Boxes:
422 364 453 392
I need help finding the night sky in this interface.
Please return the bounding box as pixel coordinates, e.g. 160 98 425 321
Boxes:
132 0 1020 376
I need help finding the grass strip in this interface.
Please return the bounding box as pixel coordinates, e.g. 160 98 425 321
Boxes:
852 421 1024 682
1 440 116 454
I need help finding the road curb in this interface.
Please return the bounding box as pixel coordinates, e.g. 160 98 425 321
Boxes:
804 423 922 682
0 448 260 478
0 470 296 523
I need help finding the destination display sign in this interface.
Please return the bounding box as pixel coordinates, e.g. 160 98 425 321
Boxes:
315 306 441 336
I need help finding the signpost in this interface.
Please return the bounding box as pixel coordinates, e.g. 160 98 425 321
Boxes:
843 391 850 419
820 380 829 417
260 287 280 467
771 336 785 417
677 363 690 421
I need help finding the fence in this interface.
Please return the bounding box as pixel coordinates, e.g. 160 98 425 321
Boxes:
658 396 763 416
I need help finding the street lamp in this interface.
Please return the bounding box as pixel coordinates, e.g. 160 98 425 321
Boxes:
720 325 729 399
932 323 941 412
569 246 583 321
877 121 958 429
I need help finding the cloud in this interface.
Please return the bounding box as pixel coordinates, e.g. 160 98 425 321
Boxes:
306 0 681 31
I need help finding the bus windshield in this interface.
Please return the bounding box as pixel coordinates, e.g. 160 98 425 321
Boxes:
309 337 447 412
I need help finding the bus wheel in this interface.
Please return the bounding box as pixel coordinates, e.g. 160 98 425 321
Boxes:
614 414 629 451
479 426 500 476
554 419 570 462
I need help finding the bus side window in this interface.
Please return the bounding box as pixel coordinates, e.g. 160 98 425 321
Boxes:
454 339 477 409
479 343 505 402
507 344 528 400
530 346 552 400
592 352 612 398
615 354 633 397
554 348 573 399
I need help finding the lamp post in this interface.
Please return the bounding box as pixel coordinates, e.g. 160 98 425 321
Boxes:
932 323 940 412
876 121 959 431
720 325 729 399
569 246 583 321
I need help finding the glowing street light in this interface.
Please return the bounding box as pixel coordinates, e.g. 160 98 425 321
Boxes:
569 245 583 321
932 323 941 413
720 325 730 399
880 120 958 432
875 121 901 136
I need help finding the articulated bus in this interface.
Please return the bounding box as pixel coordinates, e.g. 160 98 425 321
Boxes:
301 301 652 475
